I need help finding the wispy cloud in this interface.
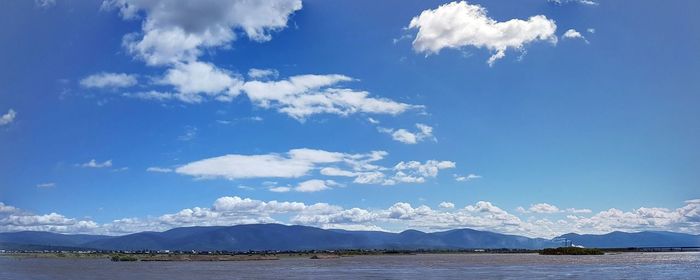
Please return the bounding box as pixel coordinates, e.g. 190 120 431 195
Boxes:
0 109 17 126
175 148 454 187
80 73 137 89
79 159 113 168
455 174 481 182
378 123 435 144
36 182 56 188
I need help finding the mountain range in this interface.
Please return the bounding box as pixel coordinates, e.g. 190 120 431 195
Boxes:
1 224 698 251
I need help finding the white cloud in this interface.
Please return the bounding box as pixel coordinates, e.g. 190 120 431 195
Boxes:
455 174 481 182
122 71 418 121
178 125 198 141
36 182 56 188
587 28 595 34
0 203 98 234
269 186 291 193
80 73 137 89
176 148 383 180
102 0 302 66
566 208 592 214
549 0 598 6
439 202 455 209
517 204 591 215
176 153 314 180
320 167 358 177
562 29 588 43
146 167 173 173
242 74 419 121
0 109 16 126
563 29 582 39
175 148 454 187
35 0 56 9
378 123 434 144
101 1 414 122
529 203 561 214
294 179 338 192
123 90 176 101
0 203 18 214
392 160 456 184
248 68 279 79
79 159 113 168
408 1 557 66
159 61 242 103
367 117 380 124
3 198 700 237
211 196 305 213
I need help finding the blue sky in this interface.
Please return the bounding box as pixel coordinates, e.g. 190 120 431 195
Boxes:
0 0 699 237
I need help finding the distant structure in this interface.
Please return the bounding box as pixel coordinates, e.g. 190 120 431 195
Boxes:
552 237 574 247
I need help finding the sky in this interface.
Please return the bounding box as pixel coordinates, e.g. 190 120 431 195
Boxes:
0 0 699 238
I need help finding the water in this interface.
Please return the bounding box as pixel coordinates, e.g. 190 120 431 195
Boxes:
1 252 699 279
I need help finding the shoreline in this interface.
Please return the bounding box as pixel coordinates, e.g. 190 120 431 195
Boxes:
2 249 698 262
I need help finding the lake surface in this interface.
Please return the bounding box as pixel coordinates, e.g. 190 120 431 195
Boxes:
1 252 699 279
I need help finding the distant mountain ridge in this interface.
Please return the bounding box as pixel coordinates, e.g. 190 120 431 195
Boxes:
559 231 700 248
1 224 698 251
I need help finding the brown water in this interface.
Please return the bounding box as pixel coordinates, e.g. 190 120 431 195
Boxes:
1 252 699 279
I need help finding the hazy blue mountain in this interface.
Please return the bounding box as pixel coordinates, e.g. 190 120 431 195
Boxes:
84 224 374 251
559 231 700 248
0 242 93 251
2 224 698 251
84 224 563 251
0 231 109 247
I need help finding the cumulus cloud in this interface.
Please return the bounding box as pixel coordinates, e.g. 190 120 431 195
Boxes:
390 160 456 184
517 203 592 215
99 1 416 121
80 73 138 89
0 203 19 214
2 199 700 237
241 74 419 121
0 109 16 126
175 149 454 187
102 0 302 66
562 29 588 43
160 61 242 103
0 202 97 234
294 179 338 192
102 0 407 121
408 1 557 66
122 71 418 121
378 123 434 144
122 62 243 103
528 203 560 214
439 202 455 209
79 159 113 168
